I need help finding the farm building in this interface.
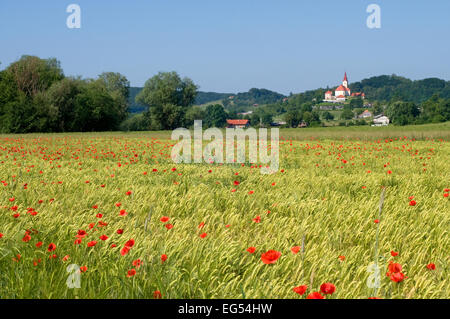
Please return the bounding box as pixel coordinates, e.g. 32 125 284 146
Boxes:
226 119 250 129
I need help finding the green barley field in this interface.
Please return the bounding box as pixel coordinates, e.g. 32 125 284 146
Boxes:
0 123 449 299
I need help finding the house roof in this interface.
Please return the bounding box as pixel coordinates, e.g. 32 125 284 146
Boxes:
335 85 347 91
227 119 249 125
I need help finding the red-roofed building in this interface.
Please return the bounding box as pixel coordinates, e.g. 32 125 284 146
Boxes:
226 119 250 129
324 73 364 102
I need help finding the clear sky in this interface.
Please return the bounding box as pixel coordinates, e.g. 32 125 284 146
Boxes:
1 0 449 95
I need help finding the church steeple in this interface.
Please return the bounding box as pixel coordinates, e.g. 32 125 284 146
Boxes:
343 72 348 88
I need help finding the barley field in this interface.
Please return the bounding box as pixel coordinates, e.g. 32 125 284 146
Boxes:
0 125 449 299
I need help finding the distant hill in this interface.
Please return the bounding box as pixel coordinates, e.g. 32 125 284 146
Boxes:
349 75 450 103
127 87 286 113
223 88 286 108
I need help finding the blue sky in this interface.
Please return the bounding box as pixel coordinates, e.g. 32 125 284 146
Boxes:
1 0 449 94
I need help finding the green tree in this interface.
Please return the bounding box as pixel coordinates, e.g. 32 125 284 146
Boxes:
136 72 198 130
322 111 334 121
386 101 420 125
341 109 354 120
204 104 227 128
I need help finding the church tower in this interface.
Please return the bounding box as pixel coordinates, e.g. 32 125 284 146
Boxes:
342 72 348 88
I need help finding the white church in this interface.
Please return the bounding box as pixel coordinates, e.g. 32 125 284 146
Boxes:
324 73 365 102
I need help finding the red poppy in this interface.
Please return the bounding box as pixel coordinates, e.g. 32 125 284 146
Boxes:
200 233 207 238
165 224 173 230
125 239 135 248
320 283 336 295
47 243 56 252
126 191 132 196
117 229 124 234
79 266 87 272
87 241 97 247
36 241 43 248
246 247 256 254
99 235 108 241
293 285 308 295
306 292 324 299
409 200 416 206
119 209 128 216
261 250 281 264
62 255 70 261
338 255 345 261
198 222 205 229
160 216 170 223
161 254 168 262
127 269 137 278
121 246 130 256
22 234 31 242
390 272 406 283
426 263 436 270
390 251 399 257
252 216 261 223
291 246 301 254
153 290 162 299
374 219 379 224
233 181 240 186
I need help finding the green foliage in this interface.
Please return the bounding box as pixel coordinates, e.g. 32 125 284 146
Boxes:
204 104 228 128
0 56 129 133
340 109 355 120
386 101 420 126
136 71 198 109
222 88 285 108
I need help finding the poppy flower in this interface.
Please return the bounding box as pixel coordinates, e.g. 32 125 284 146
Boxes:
133 259 143 268
165 224 173 230
125 239 135 248
200 233 207 238
36 241 43 248
87 241 97 247
47 243 56 252
22 234 31 242
62 255 70 262
99 235 108 241
320 283 336 295
0 233 3 239
161 254 168 262
79 266 88 272
261 250 281 264
293 285 308 295
160 216 170 223
426 263 436 270
74 238 82 245
291 246 301 254
117 229 124 234
246 247 256 254
388 262 402 274
409 200 416 206
96 213 103 218
121 246 130 256
390 272 406 283
126 269 136 278
92 205 98 209
233 181 240 186
119 209 128 216
338 255 345 261
252 216 261 223
444 193 449 198
390 251 399 257
374 219 379 224
198 222 205 229
126 191 132 196
306 292 324 299
153 290 162 299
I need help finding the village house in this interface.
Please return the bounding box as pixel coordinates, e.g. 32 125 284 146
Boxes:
372 115 390 126
358 110 373 118
226 119 250 129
